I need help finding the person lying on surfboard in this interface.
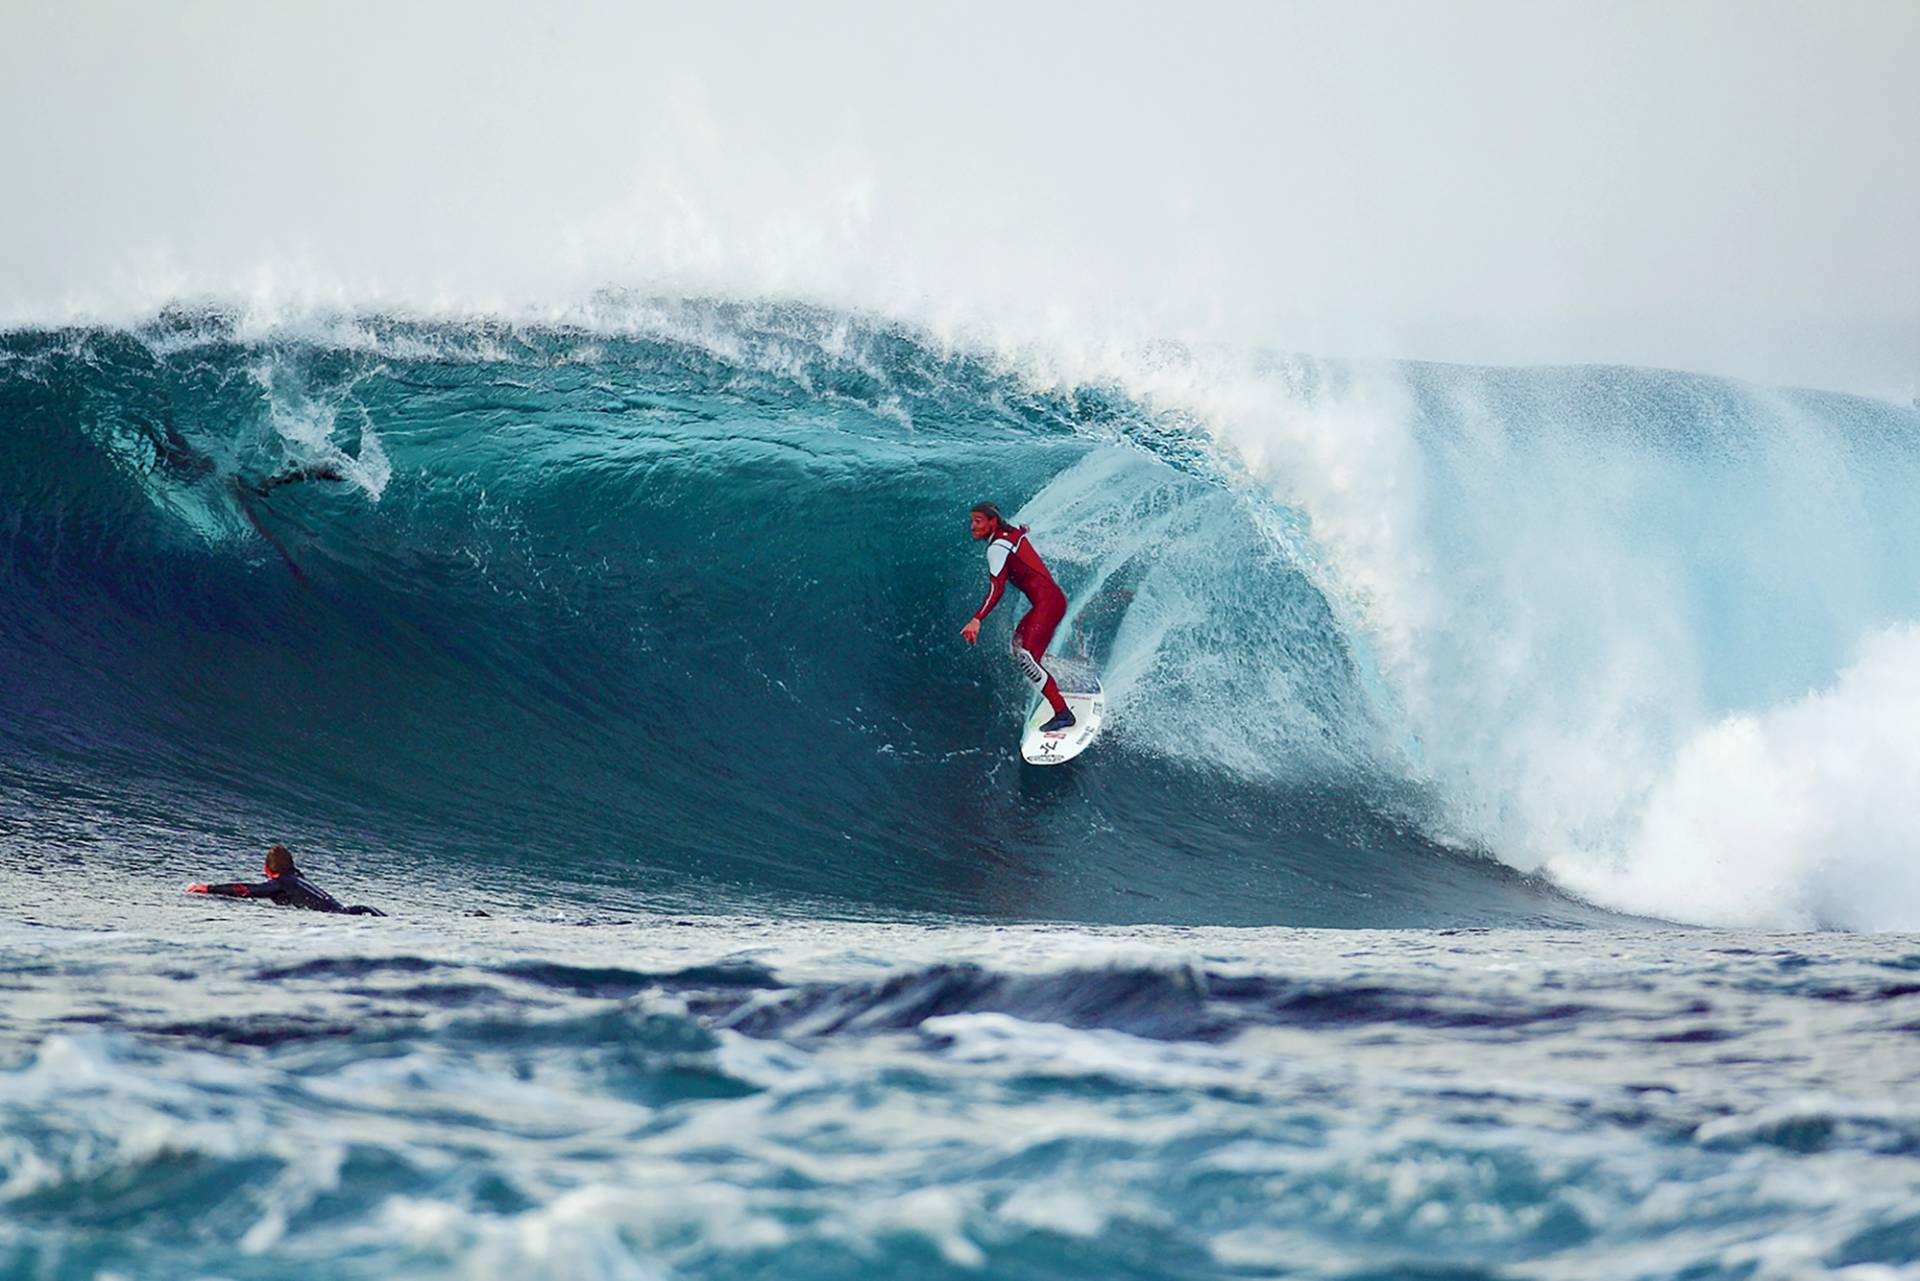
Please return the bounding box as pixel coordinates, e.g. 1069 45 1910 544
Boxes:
186 843 386 916
142 409 353 497
960 502 1075 732
246 461 349 496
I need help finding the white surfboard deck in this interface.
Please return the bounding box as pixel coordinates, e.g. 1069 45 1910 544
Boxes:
1020 664 1104 765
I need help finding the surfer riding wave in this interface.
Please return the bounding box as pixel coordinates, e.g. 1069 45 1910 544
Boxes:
960 502 1075 733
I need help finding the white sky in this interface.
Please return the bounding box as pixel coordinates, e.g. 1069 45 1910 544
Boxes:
3 0 1915 396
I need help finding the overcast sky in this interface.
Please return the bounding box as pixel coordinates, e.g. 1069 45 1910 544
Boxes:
3 1 1915 396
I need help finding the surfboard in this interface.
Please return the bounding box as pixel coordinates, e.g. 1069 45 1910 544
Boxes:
1020 662 1103 765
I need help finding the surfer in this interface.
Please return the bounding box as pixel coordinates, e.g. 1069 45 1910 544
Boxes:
247 461 348 496
141 408 353 498
186 844 386 916
961 502 1075 732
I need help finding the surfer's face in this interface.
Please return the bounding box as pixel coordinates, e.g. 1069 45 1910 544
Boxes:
970 512 993 540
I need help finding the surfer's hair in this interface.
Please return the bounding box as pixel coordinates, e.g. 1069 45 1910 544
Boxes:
969 502 1003 524
265 844 295 875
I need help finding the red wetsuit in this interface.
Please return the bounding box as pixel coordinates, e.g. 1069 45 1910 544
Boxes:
972 522 1070 716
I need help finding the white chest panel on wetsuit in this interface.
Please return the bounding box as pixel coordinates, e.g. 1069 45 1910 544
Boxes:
985 534 1020 578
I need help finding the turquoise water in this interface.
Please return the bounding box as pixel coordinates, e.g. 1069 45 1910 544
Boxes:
4 301 1920 1277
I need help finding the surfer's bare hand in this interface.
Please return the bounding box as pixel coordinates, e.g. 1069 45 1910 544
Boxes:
961 619 980 645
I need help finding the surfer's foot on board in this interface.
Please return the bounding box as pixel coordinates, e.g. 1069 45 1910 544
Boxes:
1039 709 1076 733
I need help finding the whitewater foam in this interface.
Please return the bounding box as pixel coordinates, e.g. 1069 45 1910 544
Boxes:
1075 342 1920 926
1576 623 1920 928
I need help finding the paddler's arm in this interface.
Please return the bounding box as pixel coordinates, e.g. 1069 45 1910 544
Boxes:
186 880 277 898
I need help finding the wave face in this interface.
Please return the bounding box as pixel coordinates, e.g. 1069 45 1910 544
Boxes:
2 302 1916 926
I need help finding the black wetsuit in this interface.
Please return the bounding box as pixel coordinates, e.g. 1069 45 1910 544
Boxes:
201 871 385 916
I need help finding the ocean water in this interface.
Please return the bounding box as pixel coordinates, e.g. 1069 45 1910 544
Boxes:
4 301 1920 1278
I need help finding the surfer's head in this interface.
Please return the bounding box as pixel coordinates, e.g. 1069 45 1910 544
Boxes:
969 502 1002 540
264 844 295 877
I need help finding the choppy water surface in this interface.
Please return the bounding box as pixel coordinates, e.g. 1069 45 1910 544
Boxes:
3 887 1917 1280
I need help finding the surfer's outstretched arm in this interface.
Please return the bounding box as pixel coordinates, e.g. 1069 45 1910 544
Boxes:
961 555 1013 645
187 880 277 898
962 574 1008 644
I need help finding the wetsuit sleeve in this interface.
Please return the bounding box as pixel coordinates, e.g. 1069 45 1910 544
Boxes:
973 540 1013 622
201 880 278 898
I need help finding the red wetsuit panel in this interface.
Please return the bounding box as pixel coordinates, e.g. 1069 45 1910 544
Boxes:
1012 591 1066 663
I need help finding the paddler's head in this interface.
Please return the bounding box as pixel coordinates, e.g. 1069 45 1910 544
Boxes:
264 844 295 878
969 502 1002 541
